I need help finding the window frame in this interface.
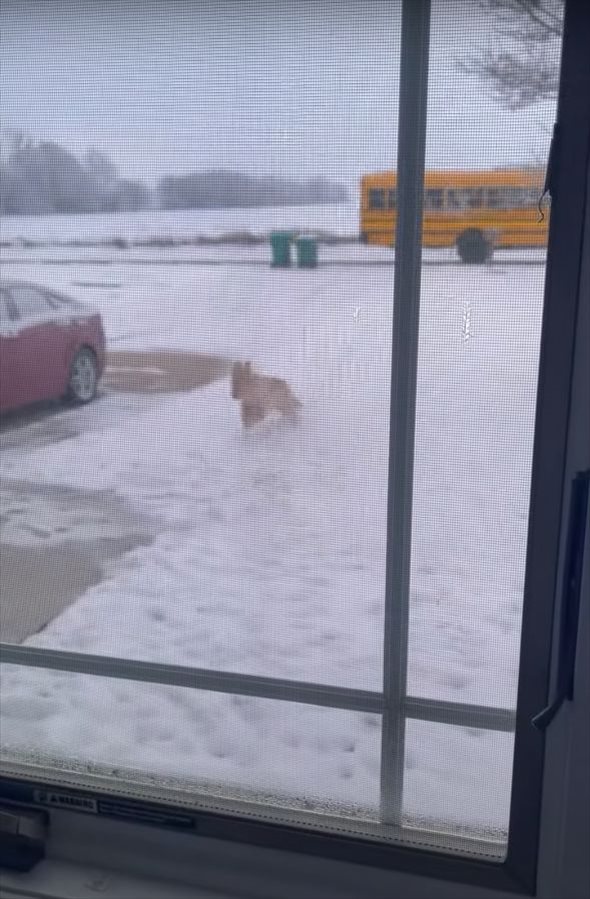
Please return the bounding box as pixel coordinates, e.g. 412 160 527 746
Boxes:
502 0 590 885
1 1 588 895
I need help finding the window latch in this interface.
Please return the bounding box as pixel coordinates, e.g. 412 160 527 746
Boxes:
532 469 590 731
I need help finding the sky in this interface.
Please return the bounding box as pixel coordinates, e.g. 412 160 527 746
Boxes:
1 0 561 193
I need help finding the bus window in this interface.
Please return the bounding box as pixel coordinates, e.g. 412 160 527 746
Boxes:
447 188 484 210
501 188 520 207
486 187 526 209
425 188 444 210
499 187 537 208
387 188 397 210
487 188 501 208
368 188 386 210
521 187 539 207
467 188 483 208
447 188 469 210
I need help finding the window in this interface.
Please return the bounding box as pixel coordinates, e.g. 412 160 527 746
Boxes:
446 188 467 210
519 186 539 208
446 187 483 210
46 289 84 310
8 286 46 320
424 188 444 210
466 187 483 207
369 187 386 210
503 187 524 208
2 0 585 895
484 186 542 210
487 188 501 208
388 188 397 210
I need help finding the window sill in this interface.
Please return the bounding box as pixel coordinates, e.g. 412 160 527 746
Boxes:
1 807 516 899
0 858 232 899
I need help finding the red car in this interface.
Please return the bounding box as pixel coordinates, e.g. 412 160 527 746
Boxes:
0 279 106 414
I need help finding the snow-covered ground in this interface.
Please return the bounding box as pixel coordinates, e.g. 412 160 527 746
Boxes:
0 220 546 845
0 203 359 246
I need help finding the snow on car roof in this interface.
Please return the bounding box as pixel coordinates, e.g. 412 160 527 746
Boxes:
0 279 99 316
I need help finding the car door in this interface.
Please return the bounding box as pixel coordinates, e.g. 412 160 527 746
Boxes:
5 285 67 408
0 289 22 412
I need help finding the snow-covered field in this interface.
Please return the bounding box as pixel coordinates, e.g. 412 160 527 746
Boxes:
0 209 546 845
0 203 359 246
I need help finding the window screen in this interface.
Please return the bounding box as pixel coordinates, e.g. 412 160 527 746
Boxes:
0 0 564 862
0 293 14 324
369 188 387 210
8 287 46 320
46 289 84 310
425 188 444 210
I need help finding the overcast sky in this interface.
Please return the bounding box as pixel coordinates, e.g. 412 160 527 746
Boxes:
1 0 560 192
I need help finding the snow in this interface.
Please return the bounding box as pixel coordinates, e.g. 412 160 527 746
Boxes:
0 223 546 846
0 203 359 246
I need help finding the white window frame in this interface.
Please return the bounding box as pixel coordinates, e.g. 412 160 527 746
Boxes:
1 1 589 895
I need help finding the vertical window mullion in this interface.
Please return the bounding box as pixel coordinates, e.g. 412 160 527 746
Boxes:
380 0 431 825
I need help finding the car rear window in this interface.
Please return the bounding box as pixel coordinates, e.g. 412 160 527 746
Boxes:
7 285 85 319
8 286 49 320
46 290 85 310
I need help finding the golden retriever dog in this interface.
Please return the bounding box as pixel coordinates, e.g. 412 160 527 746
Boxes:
231 360 302 428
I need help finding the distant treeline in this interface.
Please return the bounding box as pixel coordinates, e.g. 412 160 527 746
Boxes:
0 135 150 215
0 134 348 215
157 171 348 209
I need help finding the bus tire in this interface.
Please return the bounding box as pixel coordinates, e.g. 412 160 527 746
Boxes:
456 229 493 264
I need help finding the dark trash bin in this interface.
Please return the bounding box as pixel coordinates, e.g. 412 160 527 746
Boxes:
270 231 293 267
296 236 318 269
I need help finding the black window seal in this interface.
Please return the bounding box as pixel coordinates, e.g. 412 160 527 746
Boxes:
503 0 590 891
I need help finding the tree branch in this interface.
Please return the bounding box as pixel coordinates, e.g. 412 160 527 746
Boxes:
459 0 563 108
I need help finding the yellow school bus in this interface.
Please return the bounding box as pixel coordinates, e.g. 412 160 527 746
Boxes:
360 168 548 262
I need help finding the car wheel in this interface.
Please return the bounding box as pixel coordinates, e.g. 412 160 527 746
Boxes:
456 229 493 264
66 348 98 404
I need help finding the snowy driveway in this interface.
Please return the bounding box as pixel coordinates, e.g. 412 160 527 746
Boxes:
0 252 545 837
0 351 229 642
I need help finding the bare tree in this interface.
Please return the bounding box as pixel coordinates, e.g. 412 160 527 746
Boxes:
84 148 118 192
460 0 564 108
0 131 151 215
157 172 348 210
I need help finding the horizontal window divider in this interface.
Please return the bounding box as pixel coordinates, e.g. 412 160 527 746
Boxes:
0 644 383 714
403 696 516 733
1 643 515 732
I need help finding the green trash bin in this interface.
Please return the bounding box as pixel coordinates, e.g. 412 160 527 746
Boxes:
296 236 318 269
270 231 293 268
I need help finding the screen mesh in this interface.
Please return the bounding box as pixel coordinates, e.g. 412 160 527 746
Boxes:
0 0 564 857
